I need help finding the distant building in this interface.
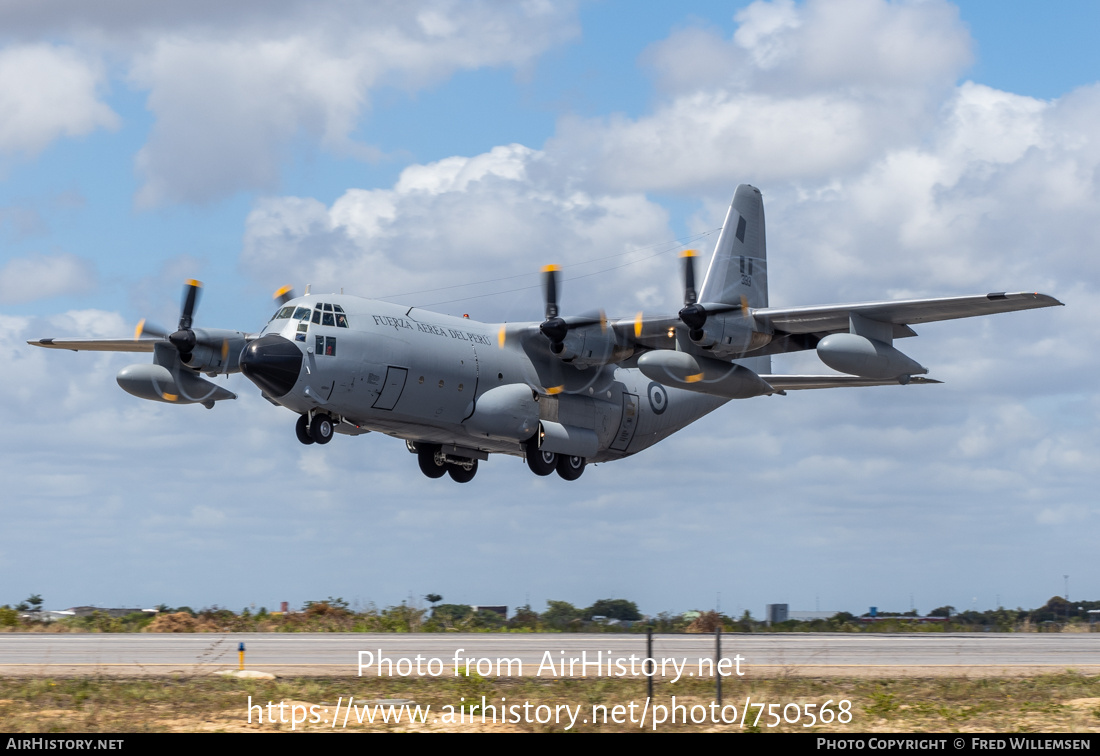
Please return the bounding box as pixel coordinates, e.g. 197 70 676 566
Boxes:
765 604 788 626
472 605 507 618
788 611 839 622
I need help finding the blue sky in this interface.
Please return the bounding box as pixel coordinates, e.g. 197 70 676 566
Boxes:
1 0 1097 618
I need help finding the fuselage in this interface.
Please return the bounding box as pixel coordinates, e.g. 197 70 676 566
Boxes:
243 294 728 464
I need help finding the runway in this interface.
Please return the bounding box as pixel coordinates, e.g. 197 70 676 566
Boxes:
1 632 1097 677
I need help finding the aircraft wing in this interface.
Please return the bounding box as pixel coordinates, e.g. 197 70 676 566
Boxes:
28 337 158 352
754 292 1063 334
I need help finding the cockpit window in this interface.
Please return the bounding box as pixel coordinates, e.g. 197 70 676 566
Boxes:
270 306 295 321
304 302 350 327
293 307 311 320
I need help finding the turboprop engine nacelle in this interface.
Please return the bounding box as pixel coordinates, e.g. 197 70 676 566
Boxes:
180 329 249 375
816 333 927 380
553 327 633 369
686 311 772 357
637 350 774 399
116 364 237 408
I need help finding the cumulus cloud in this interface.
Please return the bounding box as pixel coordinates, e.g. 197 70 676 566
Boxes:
0 1 579 204
554 0 972 194
123 1 579 205
0 252 97 304
0 44 118 158
243 144 676 321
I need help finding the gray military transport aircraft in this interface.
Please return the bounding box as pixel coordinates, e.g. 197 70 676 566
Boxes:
31 185 1061 482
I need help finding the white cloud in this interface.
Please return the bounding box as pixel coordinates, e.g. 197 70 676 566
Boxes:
0 44 118 158
120 1 579 205
558 0 971 194
0 252 97 304
243 144 674 321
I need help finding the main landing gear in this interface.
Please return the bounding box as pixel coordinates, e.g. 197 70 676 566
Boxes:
295 413 334 445
415 443 479 483
525 437 586 481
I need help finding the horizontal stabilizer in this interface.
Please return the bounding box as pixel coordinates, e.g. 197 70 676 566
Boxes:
762 374 941 391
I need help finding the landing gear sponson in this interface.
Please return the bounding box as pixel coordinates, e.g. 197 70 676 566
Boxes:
402 439 585 482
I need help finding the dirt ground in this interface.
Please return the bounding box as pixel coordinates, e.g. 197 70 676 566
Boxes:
2 671 1099 733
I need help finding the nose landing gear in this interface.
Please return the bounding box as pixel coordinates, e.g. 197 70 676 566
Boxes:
295 413 334 445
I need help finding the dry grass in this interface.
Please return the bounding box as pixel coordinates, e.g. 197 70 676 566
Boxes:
2 672 1099 733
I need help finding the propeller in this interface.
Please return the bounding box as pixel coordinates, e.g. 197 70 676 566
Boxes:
677 250 747 341
678 250 707 341
133 279 230 364
539 265 568 352
166 279 203 361
538 265 606 355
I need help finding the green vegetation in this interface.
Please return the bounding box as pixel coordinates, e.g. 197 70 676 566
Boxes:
3 594 1097 634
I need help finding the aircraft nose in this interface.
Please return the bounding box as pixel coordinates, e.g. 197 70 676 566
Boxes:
240 334 303 398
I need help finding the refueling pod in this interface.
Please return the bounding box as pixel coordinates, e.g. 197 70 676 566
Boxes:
116 363 236 407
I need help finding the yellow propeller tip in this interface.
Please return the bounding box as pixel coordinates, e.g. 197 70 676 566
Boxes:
634 311 643 338
547 385 564 395
134 319 145 340
185 279 203 288
274 285 293 298
497 326 507 348
679 249 697 258
685 373 704 383
541 264 561 273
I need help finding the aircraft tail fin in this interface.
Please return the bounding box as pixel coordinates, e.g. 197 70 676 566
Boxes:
699 184 768 309
700 184 770 374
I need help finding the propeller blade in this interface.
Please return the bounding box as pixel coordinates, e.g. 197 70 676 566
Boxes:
134 319 169 340
179 279 202 330
273 285 295 306
542 265 560 320
570 309 607 330
634 312 643 338
681 249 698 306
497 325 507 349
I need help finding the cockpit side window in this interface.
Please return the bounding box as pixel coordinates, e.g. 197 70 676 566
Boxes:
271 305 295 321
311 308 322 324
293 307 311 320
322 311 336 327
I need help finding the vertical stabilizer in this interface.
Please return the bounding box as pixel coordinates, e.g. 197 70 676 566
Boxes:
699 184 768 309
699 184 770 373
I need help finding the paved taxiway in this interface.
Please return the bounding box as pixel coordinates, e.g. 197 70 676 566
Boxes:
0 633 1097 677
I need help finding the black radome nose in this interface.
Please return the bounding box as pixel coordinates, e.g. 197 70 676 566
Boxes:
240 334 303 398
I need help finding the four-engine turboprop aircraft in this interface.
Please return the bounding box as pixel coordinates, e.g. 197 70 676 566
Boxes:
30 185 1062 482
